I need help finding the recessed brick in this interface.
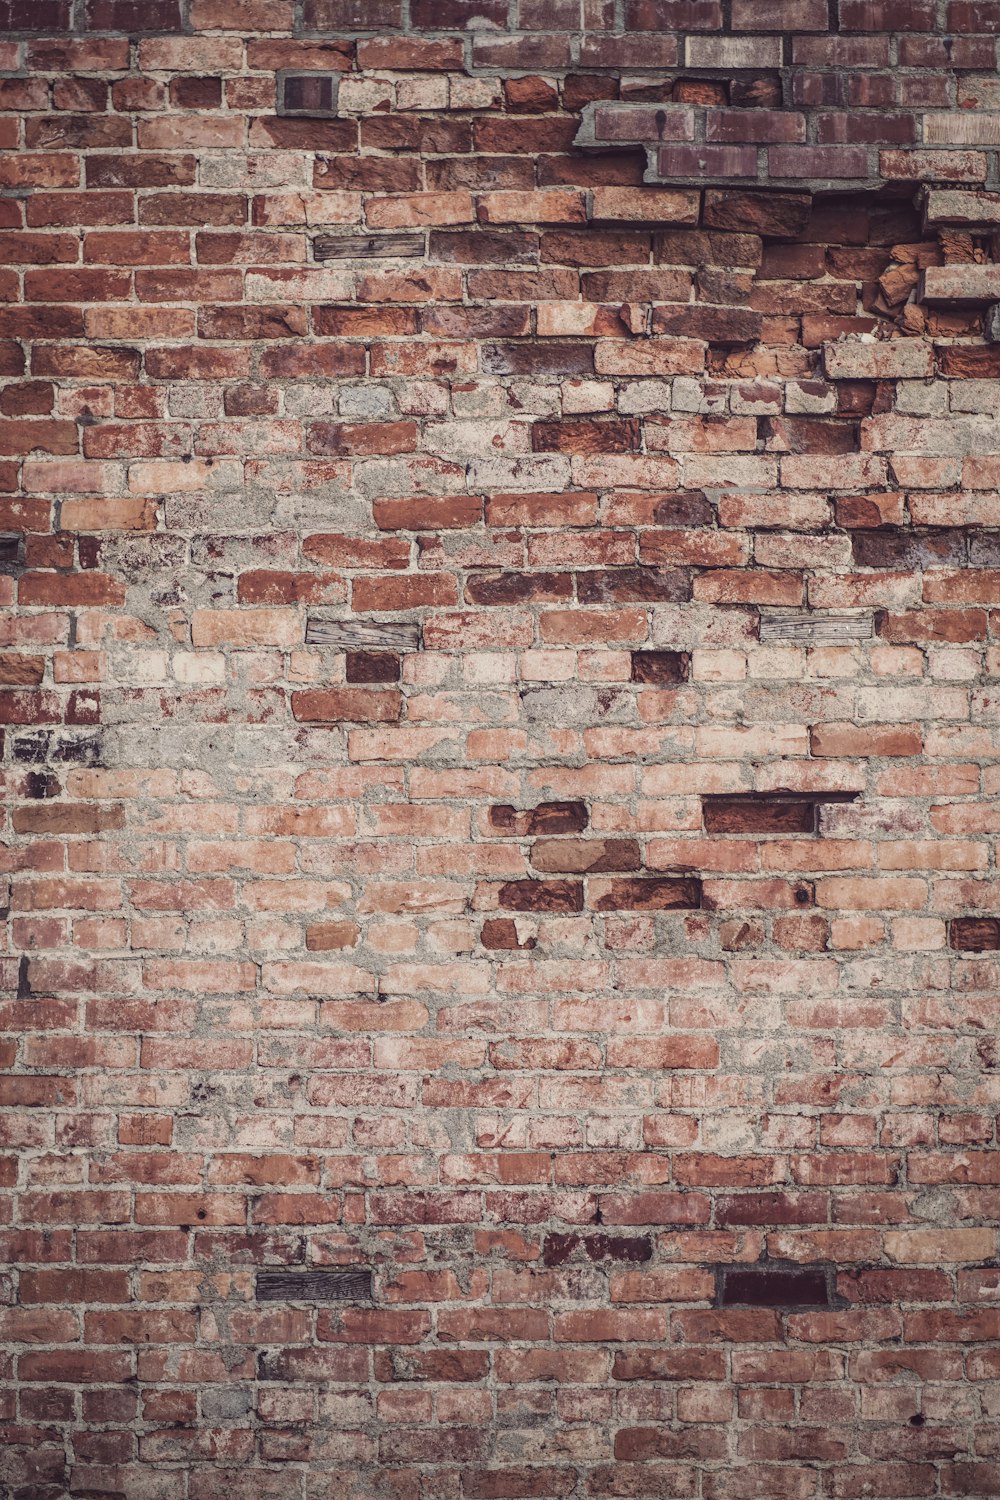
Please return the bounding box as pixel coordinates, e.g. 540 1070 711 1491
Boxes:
278 72 340 117
719 1264 833 1307
704 798 818 834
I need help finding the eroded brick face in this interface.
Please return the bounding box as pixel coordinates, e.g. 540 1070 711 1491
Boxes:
2 5 1000 1498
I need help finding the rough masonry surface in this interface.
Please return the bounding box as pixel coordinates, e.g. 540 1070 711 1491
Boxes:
2 2 1000 1497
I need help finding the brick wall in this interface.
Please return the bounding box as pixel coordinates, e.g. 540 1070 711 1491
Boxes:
3 3 1000 1497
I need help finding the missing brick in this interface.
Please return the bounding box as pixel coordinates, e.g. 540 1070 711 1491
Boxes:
717 1262 836 1308
0 535 23 574
631 650 691 683
277 72 340 117
702 792 859 834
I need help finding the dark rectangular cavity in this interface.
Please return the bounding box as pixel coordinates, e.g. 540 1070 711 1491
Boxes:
719 1265 832 1308
278 72 340 117
703 792 858 834
257 1269 373 1302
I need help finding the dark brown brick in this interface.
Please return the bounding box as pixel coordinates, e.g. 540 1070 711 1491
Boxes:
950 918 1000 952
576 568 690 604
345 652 400 683
631 651 690 684
703 190 813 236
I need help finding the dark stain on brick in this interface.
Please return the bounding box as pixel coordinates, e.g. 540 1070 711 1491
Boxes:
851 528 965 569
465 571 572 606
652 490 715 527
591 875 703 911
480 918 536 950
25 770 60 798
576 566 691 604
489 802 588 836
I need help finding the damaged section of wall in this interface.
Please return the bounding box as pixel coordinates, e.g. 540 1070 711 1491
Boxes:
2 5 1000 1498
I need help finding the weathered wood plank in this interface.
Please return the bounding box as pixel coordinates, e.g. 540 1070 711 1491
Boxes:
313 232 425 262
256 1269 373 1302
306 617 422 650
759 613 873 643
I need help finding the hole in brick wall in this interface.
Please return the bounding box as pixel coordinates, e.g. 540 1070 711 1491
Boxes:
730 74 783 109
702 793 859 834
718 1263 834 1308
672 79 728 106
0 534 23 573
277 71 340 117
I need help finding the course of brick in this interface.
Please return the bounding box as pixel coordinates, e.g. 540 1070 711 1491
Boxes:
3 2 1000 1497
